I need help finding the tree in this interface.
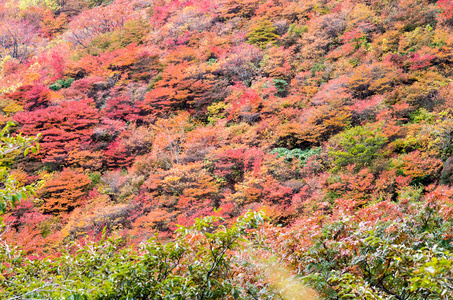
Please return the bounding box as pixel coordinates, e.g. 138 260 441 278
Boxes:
0 20 38 62
14 98 100 168
103 95 143 123
219 0 259 19
348 62 402 99
37 168 91 214
141 63 208 119
329 124 387 172
67 0 135 48
438 0 453 26
150 112 191 169
103 138 134 169
226 84 263 123
247 18 279 49
13 0 60 10
258 187 453 299
40 11 68 38
5 84 52 111
219 43 262 85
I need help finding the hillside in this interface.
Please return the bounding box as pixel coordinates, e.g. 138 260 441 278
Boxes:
1 0 453 298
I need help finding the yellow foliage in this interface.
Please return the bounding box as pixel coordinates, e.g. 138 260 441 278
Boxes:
61 196 128 240
398 25 434 53
346 4 376 30
0 55 12 74
24 62 42 85
6 0 60 10
9 169 29 187
0 82 21 95
1 100 23 116
163 175 182 184
372 30 401 57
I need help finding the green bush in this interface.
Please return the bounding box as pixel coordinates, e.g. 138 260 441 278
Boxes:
298 203 453 300
0 212 279 300
273 78 288 93
49 78 74 91
329 125 387 172
271 147 321 165
0 122 39 214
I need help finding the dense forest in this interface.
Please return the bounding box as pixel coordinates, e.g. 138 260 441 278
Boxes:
1 0 453 298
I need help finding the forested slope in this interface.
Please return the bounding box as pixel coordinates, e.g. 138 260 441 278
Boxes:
1 0 453 298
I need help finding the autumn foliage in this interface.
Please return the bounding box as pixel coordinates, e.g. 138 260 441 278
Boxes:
38 168 91 214
2 0 453 298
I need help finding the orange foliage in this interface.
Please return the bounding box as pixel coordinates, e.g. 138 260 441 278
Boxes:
275 105 351 148
40 11 68 38
141 63 210 118
396 151 443 183
38 169 92 214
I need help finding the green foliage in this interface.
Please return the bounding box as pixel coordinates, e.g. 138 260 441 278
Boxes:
410 108 434 124
293 198 453 300
272 78 288 93
311 62 326 76
148 73 163 91
288 24 308 37
207 58 218 66
329 125 387 172
88 172 101 185
271 147 321 165
87 18 150 55
410 252 453 296
49 78 74 91
0 211 272 299
0 122 39 214
85 0 113 7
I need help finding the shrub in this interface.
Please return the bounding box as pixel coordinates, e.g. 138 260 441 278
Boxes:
329 125 387 172
0 212 279 300
271 147 321 165
247 18 279 48
49 78 74 91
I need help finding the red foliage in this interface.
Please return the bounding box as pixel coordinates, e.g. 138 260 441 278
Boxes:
3 84 52 111
438 0 453 25
103 95 143 122
141 63 209 119
23 84 52 111
14 98 100 166
3 0 453 261
407 51 436 71
36 50 66 82
227 84 263 123
349 95 383 122
103 138 135 169
62 76 105 100
212 147 264 183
